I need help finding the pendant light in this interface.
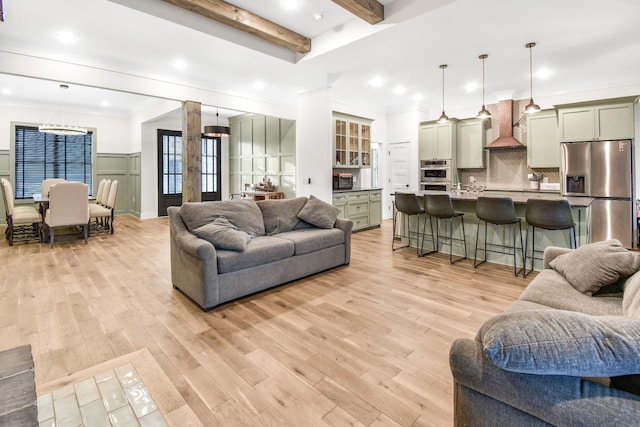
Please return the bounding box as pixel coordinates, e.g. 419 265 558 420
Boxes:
476 54 491 120
437 64 450 124
204 108 231 137
523 42 541 115
38 84 88 136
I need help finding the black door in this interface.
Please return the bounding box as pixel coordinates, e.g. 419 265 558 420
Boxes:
157 129 222 216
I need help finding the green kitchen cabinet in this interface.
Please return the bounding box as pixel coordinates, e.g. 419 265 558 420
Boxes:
419 119 458 160
333 113 372 168
557 99 635 142
527 110 560 168
457 119 486 169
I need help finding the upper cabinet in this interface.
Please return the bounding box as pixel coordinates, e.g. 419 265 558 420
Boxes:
557 98 636 142
334 113 372 168
527 110 560 168
419 120 458 160
457 119 486 169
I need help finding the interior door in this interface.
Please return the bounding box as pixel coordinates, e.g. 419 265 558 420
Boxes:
389 142 411 192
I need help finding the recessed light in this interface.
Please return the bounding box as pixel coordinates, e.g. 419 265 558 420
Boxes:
101 101 110 107
369 76 383 88
465 81 479 92
172 59 187 70
253 80 265 90
55 30 76 44
537 68 552 79
393 85 406 95
281 0 299 10
313 13 324 21
1 88 10 95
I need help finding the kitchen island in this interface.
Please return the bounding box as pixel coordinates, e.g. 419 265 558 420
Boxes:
397 190 592 271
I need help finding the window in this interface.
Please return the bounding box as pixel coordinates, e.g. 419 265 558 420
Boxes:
157 129 222 216
14 125 93 199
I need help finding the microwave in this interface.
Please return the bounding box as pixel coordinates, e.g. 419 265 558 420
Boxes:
420 159 452 182
333 173 353 190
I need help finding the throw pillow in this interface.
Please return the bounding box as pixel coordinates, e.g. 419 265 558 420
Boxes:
478 310 640 377
180 200 265 236
549 239 640 296
192 217 250 251
256 197 308 235
297 195 340 229
622 271 640 318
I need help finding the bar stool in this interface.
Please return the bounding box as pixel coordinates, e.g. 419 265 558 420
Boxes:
392 192 428 256
423 194 467 264
524 198 576 277
474 197 524 276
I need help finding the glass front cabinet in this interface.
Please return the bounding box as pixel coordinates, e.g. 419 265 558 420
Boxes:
333 113 372 168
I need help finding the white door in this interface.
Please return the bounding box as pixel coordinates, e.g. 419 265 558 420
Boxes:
390 142 412 192
387 142 412 219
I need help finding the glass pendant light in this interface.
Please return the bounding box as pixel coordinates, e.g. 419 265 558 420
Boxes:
437 64 450 124
204 108 231 137
523 42 541 115
39 84 88 136
476 54 491 120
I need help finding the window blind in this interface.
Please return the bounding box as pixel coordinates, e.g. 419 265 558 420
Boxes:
14 126 93 199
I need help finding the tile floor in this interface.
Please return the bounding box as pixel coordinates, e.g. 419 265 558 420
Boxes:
37 363 168 427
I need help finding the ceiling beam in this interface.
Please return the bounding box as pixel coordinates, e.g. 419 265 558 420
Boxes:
332 0 384 25
161 0 311 54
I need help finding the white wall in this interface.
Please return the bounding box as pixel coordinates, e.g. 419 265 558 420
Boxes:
0 104 132 153
296 87 333 202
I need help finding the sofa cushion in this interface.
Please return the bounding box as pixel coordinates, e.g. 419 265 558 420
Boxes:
478 310 640 377
275 228 345 256
549 239 640 296
256 197 309 235
518 269 623 316
216 236 294 274
192 218 250 251
297 195 340 229
622 271 640 318
180 200 265 236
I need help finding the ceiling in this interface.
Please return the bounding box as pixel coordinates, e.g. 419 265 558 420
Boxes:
0 0 639 119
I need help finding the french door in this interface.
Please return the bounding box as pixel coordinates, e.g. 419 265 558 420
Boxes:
157 129 221 216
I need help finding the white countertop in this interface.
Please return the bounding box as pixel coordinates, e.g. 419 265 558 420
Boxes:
415 190 593 207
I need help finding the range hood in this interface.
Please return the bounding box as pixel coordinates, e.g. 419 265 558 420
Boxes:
484 99 526 150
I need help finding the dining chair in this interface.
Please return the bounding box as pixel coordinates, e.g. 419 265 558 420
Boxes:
41 178 66 197
90 179 107 207
0 178 43 245
90 180 118 234
44 182 90 248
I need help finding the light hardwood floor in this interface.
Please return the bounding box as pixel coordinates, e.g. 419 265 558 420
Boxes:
0 216 533 426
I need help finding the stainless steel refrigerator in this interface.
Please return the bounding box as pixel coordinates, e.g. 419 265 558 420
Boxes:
561 140 634 248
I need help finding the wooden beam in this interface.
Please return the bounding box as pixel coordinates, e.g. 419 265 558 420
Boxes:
161 0 311 54
332 0 384 24
182 101 202 204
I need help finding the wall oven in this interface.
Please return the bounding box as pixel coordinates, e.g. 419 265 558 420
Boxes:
420 159 452 191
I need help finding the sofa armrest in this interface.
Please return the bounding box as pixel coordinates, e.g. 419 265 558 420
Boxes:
543 246 573 269
168 207 220 310
334 218 353 264
450 338 640 426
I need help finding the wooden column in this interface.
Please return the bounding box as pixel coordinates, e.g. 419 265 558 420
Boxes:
182 100 202 203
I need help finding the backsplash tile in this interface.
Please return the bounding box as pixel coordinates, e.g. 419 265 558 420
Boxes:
458 99 560 190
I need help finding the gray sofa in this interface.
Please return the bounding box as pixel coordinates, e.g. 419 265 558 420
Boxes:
168 197 352 311
450 241 640 426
